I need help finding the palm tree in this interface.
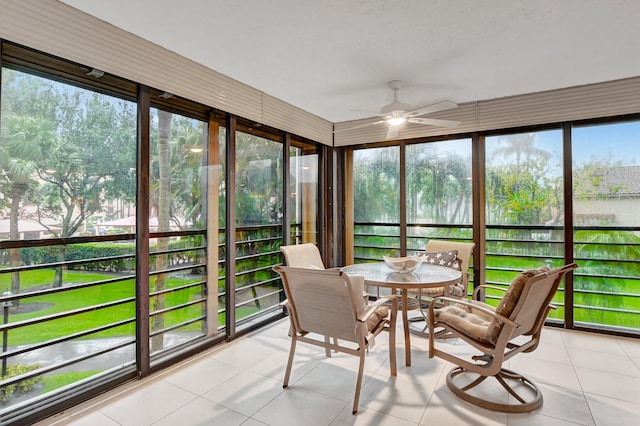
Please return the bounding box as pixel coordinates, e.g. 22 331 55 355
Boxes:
167 118 205 228
151 109 172 352
488 133 557 228
0 114 53 297
492 133 551 170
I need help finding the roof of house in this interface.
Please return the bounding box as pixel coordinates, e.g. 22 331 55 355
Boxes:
587 165 640 196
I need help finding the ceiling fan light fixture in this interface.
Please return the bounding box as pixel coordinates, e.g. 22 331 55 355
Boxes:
387 117 406 126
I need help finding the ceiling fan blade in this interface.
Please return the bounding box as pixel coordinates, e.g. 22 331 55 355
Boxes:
333 120 385 133
407 117 461 128
386 124 401 139
405 100 458 118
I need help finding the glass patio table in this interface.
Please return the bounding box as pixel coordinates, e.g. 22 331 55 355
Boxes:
341 262 461 366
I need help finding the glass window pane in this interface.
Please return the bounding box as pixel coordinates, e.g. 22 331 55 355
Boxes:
406 139 472 225
353 147 400 260
572 121 640 332
289 143 318 244
214 126 226 331
406 139 473 286
1 69 137 239
148 108 207 355
485 130 565 320
0 67 137 406
234 131 283 325
486 131 563 226
353 147 400 223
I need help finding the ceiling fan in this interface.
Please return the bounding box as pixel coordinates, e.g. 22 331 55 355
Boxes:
339 80 460 139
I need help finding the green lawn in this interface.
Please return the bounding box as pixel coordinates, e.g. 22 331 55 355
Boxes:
1 267 268 347
0 267 265 398
1 269 210 346
42 371 101 394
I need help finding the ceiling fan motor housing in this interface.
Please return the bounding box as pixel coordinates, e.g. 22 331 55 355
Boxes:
380 80 413 116
380 103 413 116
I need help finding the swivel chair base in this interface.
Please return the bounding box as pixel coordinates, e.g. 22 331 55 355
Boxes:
446 366 543 413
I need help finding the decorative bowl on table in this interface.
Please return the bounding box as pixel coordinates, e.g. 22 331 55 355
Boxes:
383 256 422 273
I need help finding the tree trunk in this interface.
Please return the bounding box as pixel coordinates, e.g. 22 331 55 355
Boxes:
449 188 464 224
151 110 172 352
9 183 27 304
53 246 66 288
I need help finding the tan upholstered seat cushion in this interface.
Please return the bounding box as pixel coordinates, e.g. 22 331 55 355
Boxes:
434 305 492 345
365 306 389 331
435 267 551 345
486 266 550 343
421 282 465 298
465 300 495 321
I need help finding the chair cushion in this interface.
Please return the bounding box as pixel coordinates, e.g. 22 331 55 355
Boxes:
420 282 465 298
434 305 492 345
365 306 389 331
436 267 552 346
421 250 461 270
486 266 550 343
465 300 495 321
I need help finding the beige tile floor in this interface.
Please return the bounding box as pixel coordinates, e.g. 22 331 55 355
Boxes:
39 318 640 426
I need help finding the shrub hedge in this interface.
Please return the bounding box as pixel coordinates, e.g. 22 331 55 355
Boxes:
18 240 199 273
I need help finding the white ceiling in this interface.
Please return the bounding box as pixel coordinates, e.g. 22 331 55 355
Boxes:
59 0 640 124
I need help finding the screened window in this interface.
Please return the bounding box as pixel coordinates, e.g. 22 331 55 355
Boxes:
572 121 640 332
234 131 283 324
484 130 565 318
352 146 400 260
0 67 138 406
148 108 208 355
289 141 319 244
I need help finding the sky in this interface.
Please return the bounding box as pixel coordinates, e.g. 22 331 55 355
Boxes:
527 121 640 174
571 121 640 166
353 121 640 176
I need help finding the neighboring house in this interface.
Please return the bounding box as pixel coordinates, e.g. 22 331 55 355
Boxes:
95 216 183 235
0 219 61 240
573 165 640 227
